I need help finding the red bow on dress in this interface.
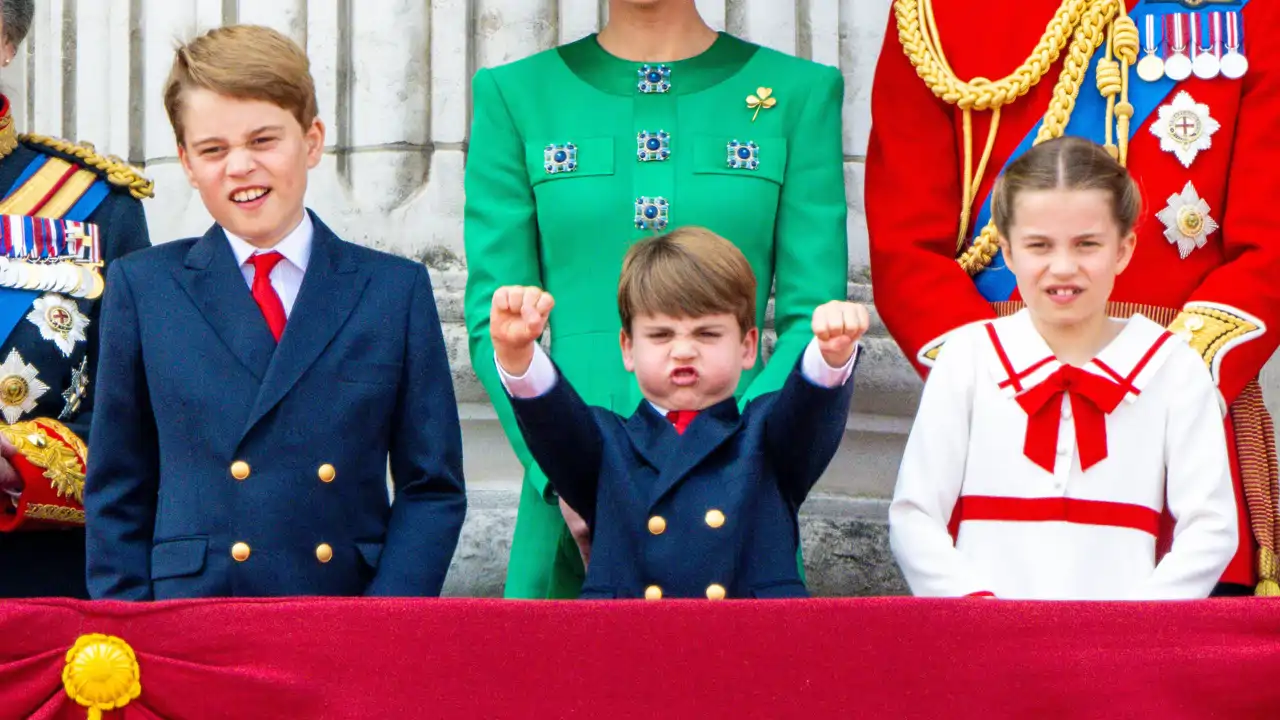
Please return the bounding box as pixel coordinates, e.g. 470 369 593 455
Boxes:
1014 365 1127 473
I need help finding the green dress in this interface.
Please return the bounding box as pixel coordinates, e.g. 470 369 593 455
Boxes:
464 32 848 599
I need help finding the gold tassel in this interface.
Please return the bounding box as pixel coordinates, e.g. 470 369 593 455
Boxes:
1256 548 1280 596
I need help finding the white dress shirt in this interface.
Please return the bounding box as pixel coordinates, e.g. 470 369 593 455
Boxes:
497 338 858 405
224 213 314 318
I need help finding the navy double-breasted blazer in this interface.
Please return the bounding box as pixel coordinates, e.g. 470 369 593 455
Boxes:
507 354 855 600
85 210 466 600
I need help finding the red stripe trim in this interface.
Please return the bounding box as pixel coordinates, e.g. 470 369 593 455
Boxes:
28 166 78 215
1125 332 1173 385
965 591 996 598
997 357 1054 390
955 496 1161 537
985 323 1024 392
1092 332 1174 397
1092 359 1126 384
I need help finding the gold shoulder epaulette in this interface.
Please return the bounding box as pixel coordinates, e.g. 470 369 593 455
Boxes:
18 133 155 200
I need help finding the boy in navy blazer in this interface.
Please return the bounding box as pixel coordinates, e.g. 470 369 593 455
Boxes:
490 227 866 599
84 25 466 599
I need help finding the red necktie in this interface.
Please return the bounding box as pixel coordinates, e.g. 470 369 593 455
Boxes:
248 251 287 342
666 410 699 435
1015 365 1127 473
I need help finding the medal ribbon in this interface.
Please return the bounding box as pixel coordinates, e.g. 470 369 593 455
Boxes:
1167 13 1188 57
1206 12 1222 60
0 216 98 262
1226 11 1242 53
1188 12 1201 60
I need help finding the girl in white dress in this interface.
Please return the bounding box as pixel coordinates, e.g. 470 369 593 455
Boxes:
888 137 1238 600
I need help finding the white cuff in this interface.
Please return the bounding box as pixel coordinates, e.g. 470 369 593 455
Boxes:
496 344 558 399
801 338 858 388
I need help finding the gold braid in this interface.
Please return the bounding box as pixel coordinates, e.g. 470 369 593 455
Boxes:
18 134 155 200
895 0 1139 274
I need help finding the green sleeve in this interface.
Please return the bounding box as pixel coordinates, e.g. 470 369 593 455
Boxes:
462 68 555 504
742 65 849 402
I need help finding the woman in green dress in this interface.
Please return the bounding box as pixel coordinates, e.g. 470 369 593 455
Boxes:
464 0 849 599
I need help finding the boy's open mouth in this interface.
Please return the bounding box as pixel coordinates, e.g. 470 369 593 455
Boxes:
231 187 271 204
670 366 699 386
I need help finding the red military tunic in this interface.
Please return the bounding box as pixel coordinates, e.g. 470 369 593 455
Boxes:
867 0 1279 591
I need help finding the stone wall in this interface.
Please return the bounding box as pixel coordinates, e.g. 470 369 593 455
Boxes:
6 0 1275 596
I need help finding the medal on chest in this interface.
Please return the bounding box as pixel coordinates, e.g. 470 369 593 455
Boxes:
1191 12 1221 80
1220 10 1248 79
1136 15 1166 82
26 293 90 357
1150 90 1220 167
1155 181 1219 259
1164 13 1194 81
0 348 48 425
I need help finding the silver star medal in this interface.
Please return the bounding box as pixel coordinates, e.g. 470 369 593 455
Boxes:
1150 91 1220 168
60 356 89 420
26 293 89 357
1156 182 1219 260
0 348 48 424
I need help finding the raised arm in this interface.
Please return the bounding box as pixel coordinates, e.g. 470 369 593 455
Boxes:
491 287 604 526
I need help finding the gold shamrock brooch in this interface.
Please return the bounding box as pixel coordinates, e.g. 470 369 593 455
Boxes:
746 87 777 121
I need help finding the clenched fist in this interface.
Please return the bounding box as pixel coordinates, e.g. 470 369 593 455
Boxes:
490 286 555 376
811 301 869 368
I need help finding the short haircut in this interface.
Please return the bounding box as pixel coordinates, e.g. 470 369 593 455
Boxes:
991 135 1142 239
163 24 318 146
617 226 757 335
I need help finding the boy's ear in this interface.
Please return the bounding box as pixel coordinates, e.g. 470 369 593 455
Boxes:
176 144 199 189
305 118 326 169
740 327 759 370
620 329 636 373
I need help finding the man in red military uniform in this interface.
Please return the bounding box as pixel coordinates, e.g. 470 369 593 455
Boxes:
867 0 1279 595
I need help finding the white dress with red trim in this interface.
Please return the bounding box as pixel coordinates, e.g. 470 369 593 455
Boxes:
889 310 1239 600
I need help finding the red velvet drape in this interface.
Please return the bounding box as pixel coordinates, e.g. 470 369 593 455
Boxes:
2 598 1278 719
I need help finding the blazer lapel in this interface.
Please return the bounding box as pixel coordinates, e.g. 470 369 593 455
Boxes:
647 398 740 509
626 403 675 481
240 213 370 441
173 224 276 381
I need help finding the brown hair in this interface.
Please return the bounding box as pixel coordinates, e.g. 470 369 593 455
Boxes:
163 25 318 146
991 136 1141 240
617 227 757 335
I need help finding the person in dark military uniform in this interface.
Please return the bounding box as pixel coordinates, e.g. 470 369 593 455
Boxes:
0 0 153 598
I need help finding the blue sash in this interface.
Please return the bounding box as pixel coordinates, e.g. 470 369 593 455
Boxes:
971 0 1249 301
0 153 110 343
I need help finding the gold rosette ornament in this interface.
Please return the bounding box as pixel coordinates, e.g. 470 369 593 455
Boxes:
63 634 142 719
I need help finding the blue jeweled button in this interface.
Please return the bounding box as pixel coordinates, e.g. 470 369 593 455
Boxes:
637 64 672 94
544 142 578 174
637 130 671 162
726 140 759 170
634 196 670 231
